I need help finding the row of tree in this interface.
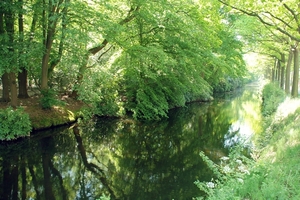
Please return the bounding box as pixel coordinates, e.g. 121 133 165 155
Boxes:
1 0 249 119
217 0 300 97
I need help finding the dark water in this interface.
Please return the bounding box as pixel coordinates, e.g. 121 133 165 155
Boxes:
0 85 262 200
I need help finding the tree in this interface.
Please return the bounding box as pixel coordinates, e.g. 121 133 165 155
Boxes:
0 0 18 107
17 0 29 98
41 0 68 90
218 0 300 97
285 48 293 94
77 0 247 120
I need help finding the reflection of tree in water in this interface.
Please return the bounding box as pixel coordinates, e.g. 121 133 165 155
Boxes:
0 129 70 199
73 125 116 199
0 87 262 199
84 102 231 199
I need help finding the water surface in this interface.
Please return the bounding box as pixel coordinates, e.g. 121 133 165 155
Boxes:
0 85 262 199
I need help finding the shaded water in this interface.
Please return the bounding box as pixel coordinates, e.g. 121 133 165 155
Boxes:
0 85 262 200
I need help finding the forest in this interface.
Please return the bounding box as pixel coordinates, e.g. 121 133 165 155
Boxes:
0 0 299 137
1 1 300 199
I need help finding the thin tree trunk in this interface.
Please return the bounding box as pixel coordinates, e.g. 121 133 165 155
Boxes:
271 68 275 82
280 53 285 89
291 47 299 97
41 0 62 90
272 59 277 82
277 59 281 83
285 49 293 94
48 0 69 79
18 0 29 98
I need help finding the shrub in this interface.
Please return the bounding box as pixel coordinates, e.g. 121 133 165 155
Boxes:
261 83 285 116
40 89 65 109
194 147 255 199
0 107 32 140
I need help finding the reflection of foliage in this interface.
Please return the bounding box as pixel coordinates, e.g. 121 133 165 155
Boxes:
0 87 262 199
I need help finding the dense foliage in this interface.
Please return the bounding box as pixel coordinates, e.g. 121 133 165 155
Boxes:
0 0 247 120
0 107 31 140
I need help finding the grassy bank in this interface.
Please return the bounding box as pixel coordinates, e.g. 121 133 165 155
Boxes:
28 97 83 130
195 83 300 199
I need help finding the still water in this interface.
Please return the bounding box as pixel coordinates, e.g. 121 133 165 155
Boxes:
0 85 262 200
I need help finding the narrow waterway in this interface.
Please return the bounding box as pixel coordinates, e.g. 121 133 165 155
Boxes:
0 84 262 200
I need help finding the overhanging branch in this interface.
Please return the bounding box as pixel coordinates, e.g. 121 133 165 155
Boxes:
217 0 300 42
88 6 140 55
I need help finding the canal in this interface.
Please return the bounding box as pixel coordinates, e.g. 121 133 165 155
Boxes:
0 84 262 199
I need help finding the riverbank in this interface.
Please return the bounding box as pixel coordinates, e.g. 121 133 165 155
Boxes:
195 83 300 199
0 95 84 131
0 80 254 135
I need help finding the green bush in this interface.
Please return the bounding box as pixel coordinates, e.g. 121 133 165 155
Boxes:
261 83 285 116
40 89 65 109
0 107 32 140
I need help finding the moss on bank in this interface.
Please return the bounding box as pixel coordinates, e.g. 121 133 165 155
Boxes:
0 96 84 132
195 83 300 199
30 106 82 130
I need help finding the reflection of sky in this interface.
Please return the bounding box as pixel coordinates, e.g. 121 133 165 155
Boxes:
223 86 263 149
224 121 254 149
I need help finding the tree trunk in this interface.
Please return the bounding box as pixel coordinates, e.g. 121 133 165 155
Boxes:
280 65 285 88
285 49 293 94
41 0 62 90
291 47 299 97
272 59 277 82
18 69 29 98
18 0 29 98
0 4 8 102
4 0 18 107
48 0 69 80
277 59 281 83
271 68 275 82
280 53 285 89
41 47 51 90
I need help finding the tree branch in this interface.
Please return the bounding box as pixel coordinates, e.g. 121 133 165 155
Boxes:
282 2 299 26
264 11 293 29
217 0 300 42
88 6 140 55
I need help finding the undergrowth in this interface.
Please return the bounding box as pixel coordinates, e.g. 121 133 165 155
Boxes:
40 89 66 109
0 107 32 140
